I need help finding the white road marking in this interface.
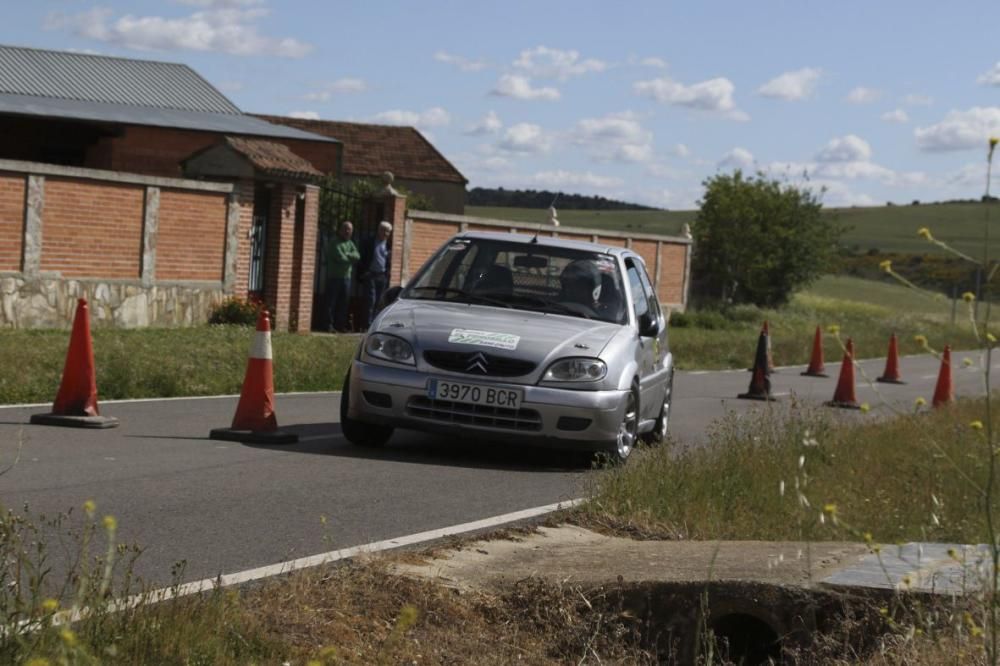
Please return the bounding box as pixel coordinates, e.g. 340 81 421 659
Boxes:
44 498 587 627
0 391 341 411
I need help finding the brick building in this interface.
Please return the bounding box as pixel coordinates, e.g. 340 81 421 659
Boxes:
0 45 342 331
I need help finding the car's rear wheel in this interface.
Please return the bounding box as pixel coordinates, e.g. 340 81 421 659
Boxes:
643 369 673 445
340 369 394 447
600 385 639 465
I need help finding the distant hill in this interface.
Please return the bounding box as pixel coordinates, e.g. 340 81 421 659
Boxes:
467 187 658 211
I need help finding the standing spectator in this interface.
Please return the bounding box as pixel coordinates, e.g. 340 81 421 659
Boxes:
326 220 360 332
358 221 393 329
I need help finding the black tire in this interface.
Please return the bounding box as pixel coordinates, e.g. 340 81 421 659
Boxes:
642 369 673 445
340 369 393 447
599 385 639 465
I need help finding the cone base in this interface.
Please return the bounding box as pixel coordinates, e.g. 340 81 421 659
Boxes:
825 400 861 410
209 427 298 444
738 391 777 401
30 413 119 429
876 377 906 385
800 370 828 378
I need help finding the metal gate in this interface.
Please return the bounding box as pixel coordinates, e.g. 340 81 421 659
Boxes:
248 187 270 297
313 182 384 331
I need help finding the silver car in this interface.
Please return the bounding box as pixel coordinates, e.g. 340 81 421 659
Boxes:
340 232 674 462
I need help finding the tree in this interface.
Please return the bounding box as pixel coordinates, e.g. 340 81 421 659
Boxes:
691 170 840 307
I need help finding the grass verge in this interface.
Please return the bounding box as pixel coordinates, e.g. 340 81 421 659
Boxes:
580 398 996 544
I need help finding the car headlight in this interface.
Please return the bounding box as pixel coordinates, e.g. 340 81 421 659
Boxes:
542 358 607 382
365 333 415 365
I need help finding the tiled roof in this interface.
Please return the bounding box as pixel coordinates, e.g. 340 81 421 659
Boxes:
224 136 323 180
254 114 467 184
0 44 240 114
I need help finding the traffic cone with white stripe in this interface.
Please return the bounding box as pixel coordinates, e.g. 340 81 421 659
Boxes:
210 310 298 444
30 298 119 428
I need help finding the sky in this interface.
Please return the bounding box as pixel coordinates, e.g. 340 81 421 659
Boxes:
4 1 1000 210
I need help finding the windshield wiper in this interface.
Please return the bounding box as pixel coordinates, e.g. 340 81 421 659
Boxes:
505 294 592 319
405 286 511 308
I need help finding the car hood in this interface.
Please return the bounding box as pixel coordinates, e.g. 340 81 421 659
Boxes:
377 299 623 359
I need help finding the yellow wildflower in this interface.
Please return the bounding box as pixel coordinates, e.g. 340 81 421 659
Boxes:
827 324 840 335
963 357 974 367
991 137 999 149
83 500 96 516
914 334 928 347
41 598 59 613
963 291 976 303
948 548 959 560
879 259 892 273
863 532 873 544
25 659 50 666
971 420 984 431
989 333 997 344
917 227 933 240
102 515 117 532
823 503 838 515
60 629 77 646
915 396 927 407
860 403 870 413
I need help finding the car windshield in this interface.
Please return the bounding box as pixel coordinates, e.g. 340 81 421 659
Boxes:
401 237 628 324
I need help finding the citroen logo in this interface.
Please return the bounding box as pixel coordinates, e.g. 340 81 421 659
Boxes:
466 352 489 374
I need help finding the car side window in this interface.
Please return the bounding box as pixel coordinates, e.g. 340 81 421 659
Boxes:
635 259 661 322
626 261 649 321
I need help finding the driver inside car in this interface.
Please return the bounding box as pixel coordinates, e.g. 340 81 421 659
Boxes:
558 259 602 316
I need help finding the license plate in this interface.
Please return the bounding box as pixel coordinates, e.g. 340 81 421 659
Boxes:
427 379 522 409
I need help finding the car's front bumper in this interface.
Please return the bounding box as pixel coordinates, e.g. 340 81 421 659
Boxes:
346 360 627 451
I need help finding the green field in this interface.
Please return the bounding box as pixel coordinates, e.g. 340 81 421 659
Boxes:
466 201 999 258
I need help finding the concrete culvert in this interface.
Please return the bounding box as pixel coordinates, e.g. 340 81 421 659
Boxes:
710 612 781 665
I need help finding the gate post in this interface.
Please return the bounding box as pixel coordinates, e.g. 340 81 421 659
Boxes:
383 173 408 287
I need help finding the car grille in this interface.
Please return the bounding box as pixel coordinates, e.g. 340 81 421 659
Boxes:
423 350 536 377
406 397 542 431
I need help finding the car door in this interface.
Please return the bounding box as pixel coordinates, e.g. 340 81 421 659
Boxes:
624 257 664 421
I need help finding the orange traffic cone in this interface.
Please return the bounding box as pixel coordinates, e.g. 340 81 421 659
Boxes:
210 310 298 443
739 331 776 401
826 338 860 409
30 299 118 428
801 326 828 377
876 333 905 384
932 345 954 408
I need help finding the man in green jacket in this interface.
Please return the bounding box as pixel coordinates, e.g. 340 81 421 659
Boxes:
326 220 360 332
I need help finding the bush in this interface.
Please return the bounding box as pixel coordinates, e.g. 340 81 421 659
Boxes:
208 296 268 326
692 170 842 307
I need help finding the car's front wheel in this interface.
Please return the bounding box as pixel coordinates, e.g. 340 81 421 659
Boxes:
642 369 673 445
340 369 394 447
600 385 639 465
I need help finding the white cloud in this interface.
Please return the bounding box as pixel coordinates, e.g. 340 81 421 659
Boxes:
45 5 312 57
915 107 1000 152
177 0 263 6
512 46 606 80
757 67 821 101
434 50 488 72
498 123 552 153
634 75 747 120
303 78 368 101
464 111 503 135
846 86 880 104
640 56 668 69
571 111 654 163
671 143 691 158
881 109 909 123
529 170 623 190
373 107 451 129
288 110 319 119
490 74 560 101
978 62 1000 86
902 93 934 106
718 147 755 170
816 134 872 162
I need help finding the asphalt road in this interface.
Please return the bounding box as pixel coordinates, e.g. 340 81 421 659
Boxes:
0 351 995 587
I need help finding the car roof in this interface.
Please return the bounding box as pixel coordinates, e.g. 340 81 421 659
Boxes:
455 231 632 257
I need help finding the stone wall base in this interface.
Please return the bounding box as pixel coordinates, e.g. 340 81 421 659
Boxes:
0 275 226 329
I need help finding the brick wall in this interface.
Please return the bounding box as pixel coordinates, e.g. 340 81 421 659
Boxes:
41 178 144 278
0 172 25 271
157 189 228 281
657 243 688 305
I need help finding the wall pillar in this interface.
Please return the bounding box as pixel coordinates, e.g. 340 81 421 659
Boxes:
287 184 318 332
231 179 256 300
263 183 298 331
140 186 160 287
384 188 407 286
22 174 43 277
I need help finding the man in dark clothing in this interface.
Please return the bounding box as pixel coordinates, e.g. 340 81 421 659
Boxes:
358 221 393 329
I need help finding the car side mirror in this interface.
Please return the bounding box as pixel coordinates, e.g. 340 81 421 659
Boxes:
377 286 403 314
638 312 660 337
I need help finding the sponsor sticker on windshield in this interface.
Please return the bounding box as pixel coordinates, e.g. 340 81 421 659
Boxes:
448 328 520 350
